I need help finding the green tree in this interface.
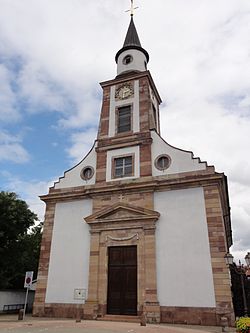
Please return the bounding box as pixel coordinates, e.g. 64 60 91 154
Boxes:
0 191 42 289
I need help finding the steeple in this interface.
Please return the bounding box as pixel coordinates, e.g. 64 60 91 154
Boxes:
115 16 149 76
123 16 141 48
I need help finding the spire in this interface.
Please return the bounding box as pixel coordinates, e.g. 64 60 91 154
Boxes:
115 16 149 63
123 16 142 48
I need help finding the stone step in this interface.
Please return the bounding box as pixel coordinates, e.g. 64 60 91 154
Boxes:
98 314 141 323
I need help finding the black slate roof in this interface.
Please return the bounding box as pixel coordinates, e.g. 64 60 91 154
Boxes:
115 17 149 63
123 17 142 48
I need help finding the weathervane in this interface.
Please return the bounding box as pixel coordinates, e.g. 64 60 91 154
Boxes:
125 0 138 17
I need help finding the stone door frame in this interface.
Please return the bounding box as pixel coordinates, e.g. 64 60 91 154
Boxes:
84 202 161 323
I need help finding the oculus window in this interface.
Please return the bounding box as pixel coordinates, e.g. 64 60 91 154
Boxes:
113 155 133 178
155 154 171 171
117 105 132 133
80 166 94 180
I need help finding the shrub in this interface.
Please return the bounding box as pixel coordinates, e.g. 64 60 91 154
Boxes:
236 317 250 333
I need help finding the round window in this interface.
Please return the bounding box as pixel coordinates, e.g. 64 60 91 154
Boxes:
155 155 171 171
123 55 133 65
80 166 94 180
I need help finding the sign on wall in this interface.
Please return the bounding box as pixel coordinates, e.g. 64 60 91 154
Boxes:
24 271 33 288
74 288 86 300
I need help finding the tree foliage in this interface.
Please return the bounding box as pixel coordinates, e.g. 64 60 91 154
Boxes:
0 191 42 289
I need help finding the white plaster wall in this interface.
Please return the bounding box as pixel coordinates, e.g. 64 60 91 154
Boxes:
117 49 147 75
109 81 140 137
54 142 97 189
45 199 92 304
151 131 206 176
106 146 140 182
154 188 216 307
0 291 35 312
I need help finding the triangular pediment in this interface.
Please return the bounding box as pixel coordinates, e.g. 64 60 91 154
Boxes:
85 202 159 224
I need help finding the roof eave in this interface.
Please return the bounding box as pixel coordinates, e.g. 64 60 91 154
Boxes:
115 45 149 63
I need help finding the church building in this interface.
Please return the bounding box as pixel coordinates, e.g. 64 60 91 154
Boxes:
33 11 234 326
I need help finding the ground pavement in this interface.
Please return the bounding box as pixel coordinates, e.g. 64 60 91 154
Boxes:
0 315 236 333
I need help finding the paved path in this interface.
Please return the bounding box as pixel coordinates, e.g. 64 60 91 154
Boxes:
0 315 236 333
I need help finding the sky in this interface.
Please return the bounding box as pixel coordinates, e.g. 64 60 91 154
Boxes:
0 0 249 264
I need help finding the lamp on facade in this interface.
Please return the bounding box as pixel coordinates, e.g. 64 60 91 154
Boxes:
245 252 250 267
224 252 250 316
245 252 250 282
224 252 234 266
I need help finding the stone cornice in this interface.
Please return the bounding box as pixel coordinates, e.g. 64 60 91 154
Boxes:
40 171 226 203
96 132 152 151
100 70 162 104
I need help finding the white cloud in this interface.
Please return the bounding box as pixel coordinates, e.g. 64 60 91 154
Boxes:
0 0 249 262
143 1 250 262
0 131 30 163
57 88 101 129
67 128 97 164
0 0 124 129
230 181 250 261
0 64 20 122
17 61 70 113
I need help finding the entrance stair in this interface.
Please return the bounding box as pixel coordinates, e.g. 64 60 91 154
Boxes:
98 314 140 323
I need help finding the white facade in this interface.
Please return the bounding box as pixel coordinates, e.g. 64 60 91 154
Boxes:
45 199 92 304
151 131 207 177
0 290 35 312
54 142 97 189
155 188 216 307
33 13 233 325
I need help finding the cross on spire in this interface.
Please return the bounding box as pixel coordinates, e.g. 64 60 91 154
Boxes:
126 0 138 17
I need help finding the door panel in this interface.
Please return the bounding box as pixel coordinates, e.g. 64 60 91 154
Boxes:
107 246 137 315
108 266 123 314
123 266 137 314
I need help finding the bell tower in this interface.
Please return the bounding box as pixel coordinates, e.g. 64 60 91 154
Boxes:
96 13 161 185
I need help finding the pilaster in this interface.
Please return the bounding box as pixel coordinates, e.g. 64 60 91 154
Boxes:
84 231 101 319
204 185 234 326
33 202 56 316
143 227 160 323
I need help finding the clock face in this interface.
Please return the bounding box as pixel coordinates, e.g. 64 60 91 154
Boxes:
116 84 134 100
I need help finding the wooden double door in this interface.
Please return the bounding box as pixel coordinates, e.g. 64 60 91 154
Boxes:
107 246 137 315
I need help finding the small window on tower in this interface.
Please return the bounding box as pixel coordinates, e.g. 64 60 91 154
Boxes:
117 105 132 133
152 104 157 128
113 155 134 178
123 55 133 65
